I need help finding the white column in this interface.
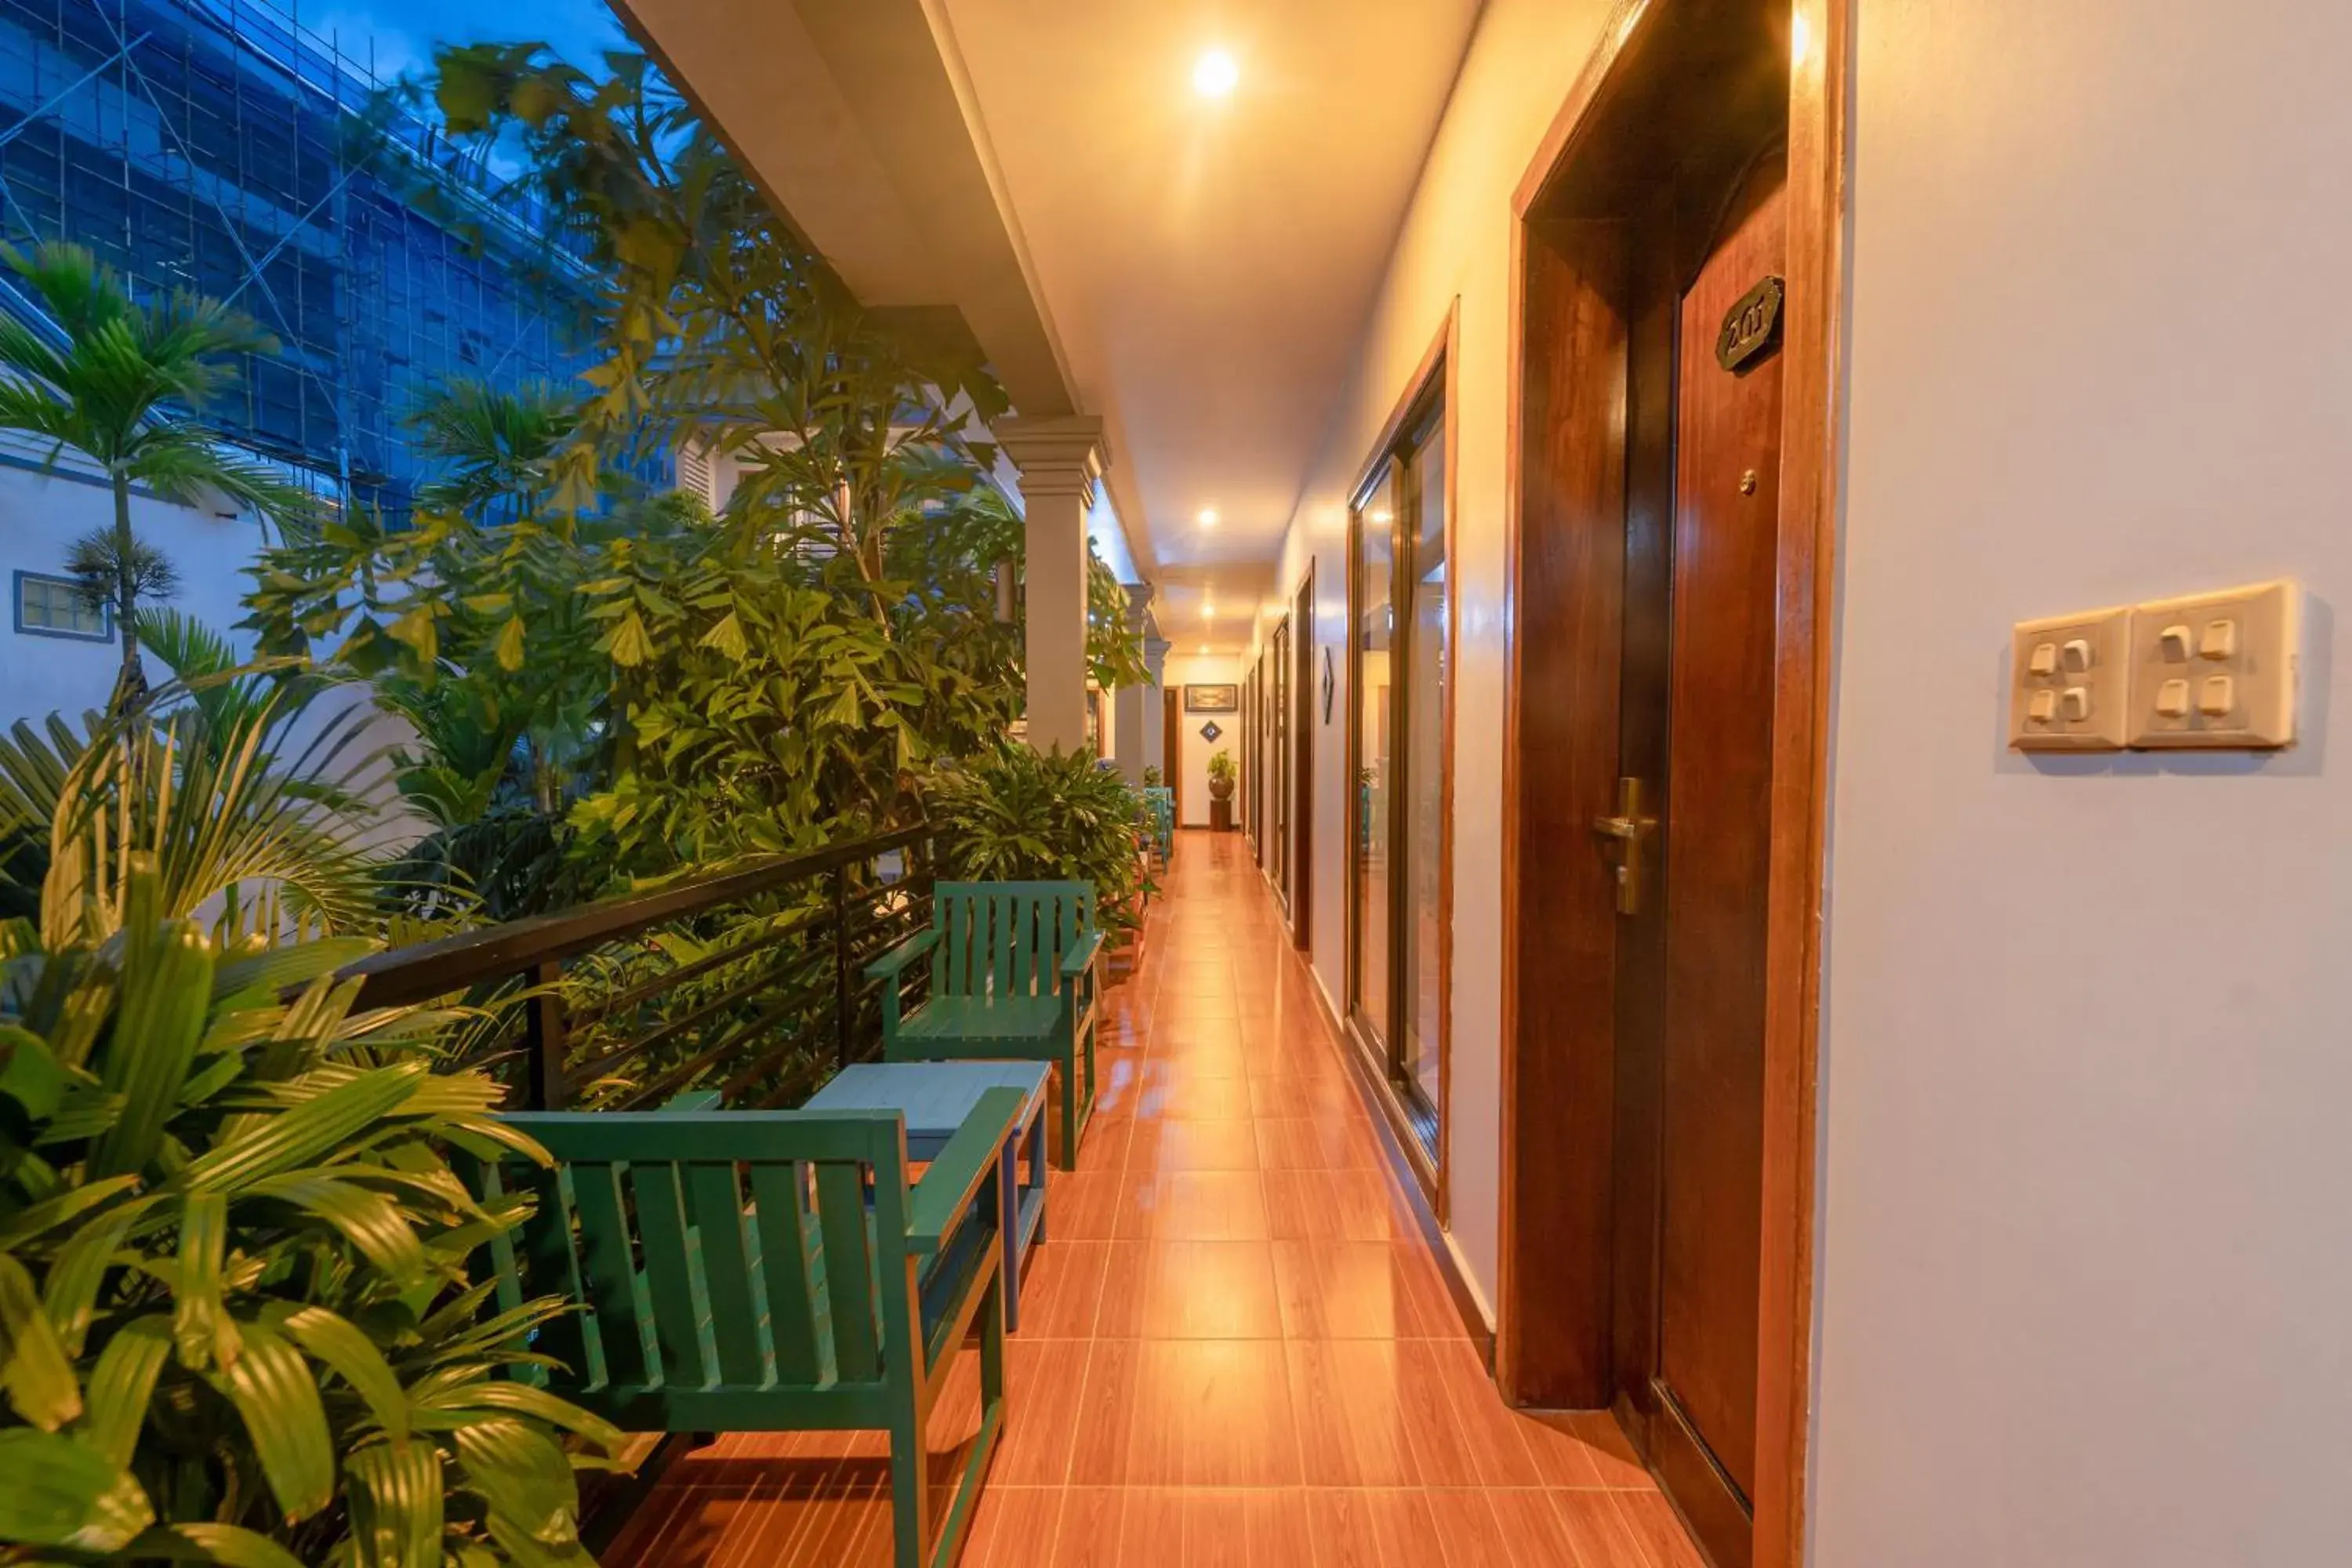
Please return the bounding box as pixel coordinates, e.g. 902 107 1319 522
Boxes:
999 416 1105 756
1141 633 1171 778
1112 584 1153 782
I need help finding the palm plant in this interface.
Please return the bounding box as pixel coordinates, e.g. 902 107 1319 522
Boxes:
0 858 621 1564
0 243 318 715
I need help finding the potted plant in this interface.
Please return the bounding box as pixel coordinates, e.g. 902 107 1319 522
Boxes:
1207 749 1237 800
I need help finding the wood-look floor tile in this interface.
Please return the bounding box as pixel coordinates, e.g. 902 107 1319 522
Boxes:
1287 1340 1416 1486
1265 1169 1410 1241
1052 1489 1127 1568
1485 1489 1591 1567
1097 1242 1283 1338
995 1340 1089 1484
1414 1339 1545 1486
963 1486 1064 1568
1143 1339 1301 1486
1129 1117 1261 1171
1612 1490 1708 1568
1021 1240 1111 1338
1272 1240 1457 1338
1519 1410 1653 1490
1301 1490 1385 1568
1121 1171 1272 1242
1552 1490 1656 1567
1255 1116 1380 1171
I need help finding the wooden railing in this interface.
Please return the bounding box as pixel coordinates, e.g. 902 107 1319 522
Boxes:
339 823 945 1110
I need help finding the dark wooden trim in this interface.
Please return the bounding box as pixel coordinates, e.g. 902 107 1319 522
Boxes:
1752 2 1846 1562
1301 950 1492 1363
1352 310 1456 510
335 822 936 1010
1435 307 1460 1227
1292 561 1317 956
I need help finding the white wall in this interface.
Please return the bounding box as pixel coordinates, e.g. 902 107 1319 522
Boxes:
1164 652 1242 829
0 459 267 728
1261 0 1622 1321
1813 3 2352 1563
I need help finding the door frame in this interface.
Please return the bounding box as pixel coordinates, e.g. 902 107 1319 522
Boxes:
1292 561 1317 954
1495 4 1846 1567
1343 304 1459 1215
1163 687 1183 826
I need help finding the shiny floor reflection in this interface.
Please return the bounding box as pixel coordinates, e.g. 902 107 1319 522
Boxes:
609 833 1698 1566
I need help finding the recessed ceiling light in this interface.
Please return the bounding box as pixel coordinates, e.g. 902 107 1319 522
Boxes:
1203 602 1217 620
1192 49 1239 99
1197 643 1209 654
1197 507 1219 528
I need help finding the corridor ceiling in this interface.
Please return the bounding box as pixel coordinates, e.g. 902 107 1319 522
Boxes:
617 0 1483 650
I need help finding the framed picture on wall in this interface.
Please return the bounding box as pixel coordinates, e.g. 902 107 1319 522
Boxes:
1185 683 1239 713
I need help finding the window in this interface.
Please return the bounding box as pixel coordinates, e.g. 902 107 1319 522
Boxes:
14 572 111 642
1348 374 1450 1180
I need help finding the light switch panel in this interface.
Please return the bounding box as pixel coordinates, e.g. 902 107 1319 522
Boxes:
2010 605 2130 751
2126 580 2298 749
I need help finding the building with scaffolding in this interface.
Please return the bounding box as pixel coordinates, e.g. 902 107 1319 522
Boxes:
0 0 603 722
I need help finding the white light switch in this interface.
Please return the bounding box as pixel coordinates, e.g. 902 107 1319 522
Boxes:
2127 581 2297 749
2011 605 2130 751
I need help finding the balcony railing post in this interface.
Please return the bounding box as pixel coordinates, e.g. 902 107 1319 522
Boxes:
833 864 853 1069
523 959 568 1109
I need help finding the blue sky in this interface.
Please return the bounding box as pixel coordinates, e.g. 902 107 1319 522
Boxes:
306 0 626 85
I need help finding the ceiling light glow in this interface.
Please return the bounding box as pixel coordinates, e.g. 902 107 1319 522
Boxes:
1192 49 1239 99
1197 507 1219 528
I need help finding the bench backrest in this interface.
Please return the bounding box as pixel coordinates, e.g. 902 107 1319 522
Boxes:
473 1109 916 1406
931 880 1094 1001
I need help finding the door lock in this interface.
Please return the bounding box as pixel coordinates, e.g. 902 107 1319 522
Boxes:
1592 775 1657 916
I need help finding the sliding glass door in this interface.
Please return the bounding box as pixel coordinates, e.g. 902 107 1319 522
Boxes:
1348 394 1449 1172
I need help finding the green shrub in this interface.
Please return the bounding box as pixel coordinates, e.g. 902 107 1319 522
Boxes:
928 746 1146 929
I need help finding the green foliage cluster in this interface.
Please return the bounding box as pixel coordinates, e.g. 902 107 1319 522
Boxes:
928 746 1149 930
0 691 617 1564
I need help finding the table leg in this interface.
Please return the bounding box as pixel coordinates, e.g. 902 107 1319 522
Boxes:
999 1138 1021 1334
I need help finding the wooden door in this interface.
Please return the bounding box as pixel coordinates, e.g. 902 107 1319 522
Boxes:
1163 689 1182 826
1293 566 1316 951
1629 151 1788 1568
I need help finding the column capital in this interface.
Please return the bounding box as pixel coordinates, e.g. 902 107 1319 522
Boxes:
997 415 1106 507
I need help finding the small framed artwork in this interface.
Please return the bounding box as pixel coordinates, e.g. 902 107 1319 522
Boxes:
1185 683 1239 713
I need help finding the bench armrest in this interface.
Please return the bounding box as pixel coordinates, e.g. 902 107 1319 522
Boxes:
1058 930 1105 982
907 1086 1025 1256
863 927 938 981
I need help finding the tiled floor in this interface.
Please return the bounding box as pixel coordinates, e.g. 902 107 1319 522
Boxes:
608 833 1703 1567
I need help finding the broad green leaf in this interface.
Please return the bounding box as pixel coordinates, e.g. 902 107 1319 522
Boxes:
211 1319 335 1524
0 1172 140 1247
82 1316 171 1467
603 608 652 668
414 1380 622 1454
172 1190 241 1371
493 616 528 672
260 1301 409 1439
249 1173 426 1286
41 1192 154 1356
455 1417 586 1561
0 1427 154 1552
0 1022 66 1120
124 1521 310 1568
346 1439 444 1568
182 1061 426 1194
386 605 439 666
0 1250 82 1429
698 610 748 661
91 918 213 1179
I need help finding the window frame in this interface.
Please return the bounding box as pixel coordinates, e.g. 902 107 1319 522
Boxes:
13 570 114 644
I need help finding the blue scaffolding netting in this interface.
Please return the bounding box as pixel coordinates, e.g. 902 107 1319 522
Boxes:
0 0 609 514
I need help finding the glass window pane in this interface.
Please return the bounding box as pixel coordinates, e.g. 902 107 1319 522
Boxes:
1351 468 1397 1046
1398 422 1448 1140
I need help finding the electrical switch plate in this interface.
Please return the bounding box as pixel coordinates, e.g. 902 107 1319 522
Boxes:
2126 580 2298 748
2010 605 2130 751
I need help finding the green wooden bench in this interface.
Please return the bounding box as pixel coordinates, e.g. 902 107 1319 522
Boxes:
474 1090 1026 1568
868 881 1102 1171
1142 786 1175 864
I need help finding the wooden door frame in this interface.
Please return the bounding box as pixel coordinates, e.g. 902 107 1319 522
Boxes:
1341 305 1459 1217
1495 5 1846 1568
1292 561 1317 953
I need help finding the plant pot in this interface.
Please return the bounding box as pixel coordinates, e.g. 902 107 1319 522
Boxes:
1208 778 1234 800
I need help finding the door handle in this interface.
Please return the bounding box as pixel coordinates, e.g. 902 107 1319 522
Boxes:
1592 775 1657 916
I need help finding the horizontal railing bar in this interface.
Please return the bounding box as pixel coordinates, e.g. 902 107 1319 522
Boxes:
336 822 935 1009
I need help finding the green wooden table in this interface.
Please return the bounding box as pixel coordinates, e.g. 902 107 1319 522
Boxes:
805 1061 1051 1330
